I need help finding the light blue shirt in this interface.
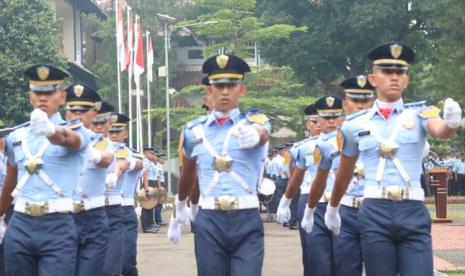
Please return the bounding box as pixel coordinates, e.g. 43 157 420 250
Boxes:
455 159 465 174
122 152 143 199
106 142 131 197
6 112 90 202
74 131 114 200
316 131 340 193
340 99 433 189
346 161 365 197
156 163 165 183
0 152 6 193
183 108 271 197
143 158 158 180
295 136 319 193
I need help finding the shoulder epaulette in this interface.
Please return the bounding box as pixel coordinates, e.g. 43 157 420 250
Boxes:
60 118 82 130
404 100 426 110
129 148 144 159
186 115 207 129
345 109 368 121
336 130 343 151
116 147 130 159
313 146 321 164
94 137 109 151
419 106 440 119
246 111 269 124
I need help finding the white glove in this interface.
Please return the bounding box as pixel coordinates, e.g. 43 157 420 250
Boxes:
0 216 5 244
190 204 199 222
88 147 102 164
30 108 56 137
105 173 118 188
175 195 190 226
300 206 315 233
324 204 341 235
443 98 462 129
238 125 260 149
276 195 292 224
167 215 182 244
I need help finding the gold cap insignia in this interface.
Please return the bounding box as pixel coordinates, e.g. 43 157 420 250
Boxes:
94 101 102 111
73 85 84 97
216 54 229 69
110 114 119 123
37 66 50 81
356 75 367 88
390 44 403 59
326 96 335 107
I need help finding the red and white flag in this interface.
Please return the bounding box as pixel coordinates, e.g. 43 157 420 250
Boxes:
116 0 126 71
133 15 144 87
146 31 153 82
125 8 134 76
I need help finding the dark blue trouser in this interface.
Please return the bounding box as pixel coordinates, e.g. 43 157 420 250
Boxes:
303 203 336 276
358 199 433 276
297 193 310 274
103 205 125 276
4 211 77 276
0 205 14 276
289 188 300 226
332 205 362 276
141 207 154 230
154 203 163 224
194 208 264 276
73 207 110 276
121 206 138 276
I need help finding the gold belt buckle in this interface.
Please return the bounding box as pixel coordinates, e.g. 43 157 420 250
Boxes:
105 197 110 206
324 192 332 202
214 155 233 173
24 155 44 174
386 186 403 201
73 201 84 213
379 141 399 159
353 197 362 208
25 202 48 217
214 196 238 211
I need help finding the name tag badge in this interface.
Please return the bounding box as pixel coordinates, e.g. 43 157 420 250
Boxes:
190 138 203 144
358 130 370 137
12 141 22 147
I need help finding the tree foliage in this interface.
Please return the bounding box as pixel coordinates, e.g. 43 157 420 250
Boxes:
0 0 65 124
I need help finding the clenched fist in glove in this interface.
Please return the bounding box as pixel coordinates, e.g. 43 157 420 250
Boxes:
276 195 292 224
324 204 341 235
175 196 190 226
30 108 56 137
301 206 316 233
238 125 260 149
443 98 462 129
167 215 182 244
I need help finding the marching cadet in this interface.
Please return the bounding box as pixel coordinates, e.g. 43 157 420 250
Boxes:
328 42 462 276
104 112 135 276
174 53 270 275
274 144 290 224
64 84 114 276
121 149 144 276
92 101 115 136
332 75 374 276
154 152 167 226
141 147 160 233
0 64 90 275
301 95 344 276
276 104 321 275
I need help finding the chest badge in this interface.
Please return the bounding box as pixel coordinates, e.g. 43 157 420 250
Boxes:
24 155 44 174
214 155 233 173
402 119 415 129
379 140 399 159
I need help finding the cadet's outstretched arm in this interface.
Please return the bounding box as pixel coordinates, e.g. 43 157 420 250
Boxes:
48 126 82 150
307 168 330 208
329 154 358 207
284 168 305 199
0 164 17 216
177 157 197 201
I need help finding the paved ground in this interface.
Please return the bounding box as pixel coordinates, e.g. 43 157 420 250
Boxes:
137 211 465 275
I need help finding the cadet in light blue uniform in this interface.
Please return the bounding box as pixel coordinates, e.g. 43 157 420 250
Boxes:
328 42 462 276
154 152 167 226
104 113 134 276
141 148 159 233
0 64 90 275
65 84 115 276
175 54 271 276
300 95 344 276
120 149 144 276
277 103 321 274
331 75 374 276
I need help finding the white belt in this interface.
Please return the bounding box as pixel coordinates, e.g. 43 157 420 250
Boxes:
364 186 424 201
105 195 123 206
73 196 105 212
121 197 135 206
15 198 73 217
318 191 332 203
341 195 363 208
199 195 259 211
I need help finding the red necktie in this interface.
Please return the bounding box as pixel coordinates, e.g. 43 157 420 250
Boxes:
216 116 229 126
379 107 392 119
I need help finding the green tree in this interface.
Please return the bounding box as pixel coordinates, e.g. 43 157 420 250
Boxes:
0 0 65 123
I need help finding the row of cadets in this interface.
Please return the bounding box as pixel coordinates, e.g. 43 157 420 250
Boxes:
327 42 462 275
174 53 271 275
0 64 90 275
64 84 115 276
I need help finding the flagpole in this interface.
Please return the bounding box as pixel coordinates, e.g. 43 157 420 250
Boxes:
147 31 152 147
127 6 133 148
115 0 122 112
